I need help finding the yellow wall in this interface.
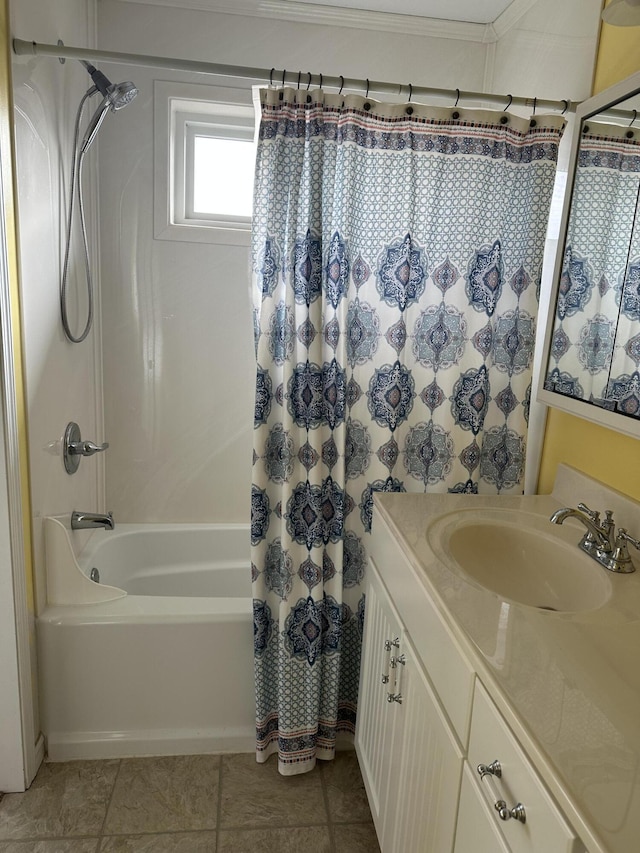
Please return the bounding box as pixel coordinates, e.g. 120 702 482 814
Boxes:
537 5 640 500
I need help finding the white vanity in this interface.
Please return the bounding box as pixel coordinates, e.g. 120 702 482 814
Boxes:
355 465 640 853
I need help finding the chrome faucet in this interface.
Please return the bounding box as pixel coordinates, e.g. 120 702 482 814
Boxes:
71 510 115 531
550 503 639 573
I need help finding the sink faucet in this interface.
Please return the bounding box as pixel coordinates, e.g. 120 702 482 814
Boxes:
71 510 115 531
550 503 639 573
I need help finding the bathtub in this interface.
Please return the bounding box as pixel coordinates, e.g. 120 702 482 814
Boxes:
38 519 255 761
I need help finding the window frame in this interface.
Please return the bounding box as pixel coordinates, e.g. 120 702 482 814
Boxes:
154 80 256 246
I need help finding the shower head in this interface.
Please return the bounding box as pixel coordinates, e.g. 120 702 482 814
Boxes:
78 61 138 154
80 60 138 112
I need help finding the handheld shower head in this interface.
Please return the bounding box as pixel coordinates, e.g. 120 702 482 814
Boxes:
80 61 138 112
78 61 138 154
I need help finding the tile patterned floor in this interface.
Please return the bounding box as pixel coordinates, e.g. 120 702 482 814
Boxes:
0 752 381 852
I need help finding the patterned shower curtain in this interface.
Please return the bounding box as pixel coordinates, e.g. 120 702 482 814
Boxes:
544 123 640 412
251 87 563 775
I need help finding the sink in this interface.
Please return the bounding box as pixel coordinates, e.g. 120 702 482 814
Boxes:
428 509 612 613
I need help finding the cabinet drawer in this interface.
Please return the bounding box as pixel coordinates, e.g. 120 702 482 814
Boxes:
370 511 475 745
468 681 579 853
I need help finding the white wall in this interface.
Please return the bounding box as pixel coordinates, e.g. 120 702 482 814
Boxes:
11 0 103 615
95 0 600 524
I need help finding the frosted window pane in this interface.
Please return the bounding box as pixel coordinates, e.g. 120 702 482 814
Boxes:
193 136 254 217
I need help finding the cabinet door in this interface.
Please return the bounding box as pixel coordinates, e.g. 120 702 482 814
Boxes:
386 631 465 853
455 763 511 853
355 560 403 840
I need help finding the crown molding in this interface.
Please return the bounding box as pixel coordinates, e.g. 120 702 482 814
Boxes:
111 0 496 42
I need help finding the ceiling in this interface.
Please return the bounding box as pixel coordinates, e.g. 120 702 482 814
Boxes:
287 0 518 24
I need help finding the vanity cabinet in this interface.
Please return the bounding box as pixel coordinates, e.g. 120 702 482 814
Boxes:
355 561 464 852
357 507 585 853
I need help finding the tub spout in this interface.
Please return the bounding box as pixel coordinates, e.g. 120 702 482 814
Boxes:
71 510 115 530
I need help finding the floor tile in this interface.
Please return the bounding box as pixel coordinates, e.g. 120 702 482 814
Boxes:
321 753 373 823
219 754 327 828
333 822 381 852
0 762 119 840
0 842 99 853
103 756 219 835
99 832 217 851
218 826 332 852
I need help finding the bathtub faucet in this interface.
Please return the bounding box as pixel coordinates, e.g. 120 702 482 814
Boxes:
71 510 115 531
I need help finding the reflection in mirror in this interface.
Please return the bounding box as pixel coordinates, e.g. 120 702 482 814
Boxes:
544 94 640 420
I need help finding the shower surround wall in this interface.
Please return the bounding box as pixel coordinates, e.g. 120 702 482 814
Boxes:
10 0 103 742
95 0 601 525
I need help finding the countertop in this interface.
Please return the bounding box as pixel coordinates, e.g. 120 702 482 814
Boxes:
373 466 640 853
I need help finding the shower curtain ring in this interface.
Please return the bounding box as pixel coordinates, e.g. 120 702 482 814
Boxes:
561 99 568 115
297 71 301 89
307 72 312 90
532 97 537 115
454 88 460 107
319 73 323 90
365 78 370 98
630 109 638 127
408 83 412 103
269 68 274 87
504 93 512 111
282 69 286 87
339 75 344 95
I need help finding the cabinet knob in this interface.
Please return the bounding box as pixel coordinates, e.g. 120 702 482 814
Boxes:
477 761 526 824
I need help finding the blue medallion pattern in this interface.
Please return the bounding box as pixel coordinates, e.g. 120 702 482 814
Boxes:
254 367 272 427
376 234 427 311
253 599 274 655
257 236 280 298
286 478 345 549
292 229 323 306
325 231 350 309
345 420 371 480
252 91 561 773
466 240 503 316
264 539 294 599
607 371 640 416
346 300 380 366
404 422 454 485
251 485 271 545
557 246 592 320
577 315 614 375
264 424 295 483
412 304 466 369
367 361 415 431
492 310 535 376
479 425 525 492
451 366 491 435
268 302 295 366
617 259 640 322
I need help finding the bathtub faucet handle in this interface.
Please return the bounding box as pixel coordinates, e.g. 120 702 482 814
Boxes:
74 439 109 456
63 421 109 474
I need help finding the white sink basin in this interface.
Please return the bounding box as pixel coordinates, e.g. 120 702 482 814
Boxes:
428 509 612 613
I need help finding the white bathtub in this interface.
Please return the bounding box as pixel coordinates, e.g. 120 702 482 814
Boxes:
38 521 255 761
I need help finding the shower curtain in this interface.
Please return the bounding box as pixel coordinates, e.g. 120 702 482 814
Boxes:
251 87 563 775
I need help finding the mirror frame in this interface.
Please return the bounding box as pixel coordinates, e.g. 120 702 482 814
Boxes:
537 70 640 440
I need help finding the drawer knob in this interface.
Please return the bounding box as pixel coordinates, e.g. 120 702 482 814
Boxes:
477 761 526 824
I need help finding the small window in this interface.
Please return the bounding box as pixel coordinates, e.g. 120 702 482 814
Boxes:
154 81 256 246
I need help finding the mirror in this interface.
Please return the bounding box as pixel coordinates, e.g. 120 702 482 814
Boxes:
538 71 640 438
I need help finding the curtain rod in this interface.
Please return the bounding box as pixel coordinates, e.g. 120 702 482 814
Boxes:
13 38 575 114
